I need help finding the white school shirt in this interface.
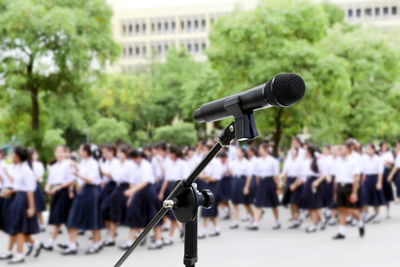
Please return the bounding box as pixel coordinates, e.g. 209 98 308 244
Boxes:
187 153 203 171
0 160 5 189
350 152 363 174
362 155 384 175
394 152 400 168
33 161 45 182
221 160 233 177
231 158 250 177
381 151 394 167
1 163 14 189
282 156 302 177
12 162 37 192
257 156 279 177
248 156 260 177
78 157 101 185
319 155 334 176
334 156 359 184
151 156 164 181
47 160 72 185
299 158 320 181
100 158 119 182
137 159 155 184
164 158 190 182
117 160 139 184
201 159 222 181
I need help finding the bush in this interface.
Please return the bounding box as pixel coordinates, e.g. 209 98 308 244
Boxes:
89 117 130 144
153 122 197 147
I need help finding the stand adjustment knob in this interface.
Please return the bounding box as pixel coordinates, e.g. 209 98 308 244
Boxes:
201 189 214 209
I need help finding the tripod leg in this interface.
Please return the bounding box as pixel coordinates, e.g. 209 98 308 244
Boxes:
184 218 198 267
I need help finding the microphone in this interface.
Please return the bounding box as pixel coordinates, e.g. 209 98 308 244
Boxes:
193 73 306 123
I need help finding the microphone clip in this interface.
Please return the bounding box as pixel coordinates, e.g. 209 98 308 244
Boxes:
223 96 259 140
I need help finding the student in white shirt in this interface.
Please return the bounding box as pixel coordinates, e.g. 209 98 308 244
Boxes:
2 147 41 264
158 145 189 246
64 144 104 256
379 141 395 217
362 144 385 223
217 152 233 220
31 150 46 229
332 143 365 240
281 146 303 229
43 146 74 251
248 143 281 231
123 149 163 250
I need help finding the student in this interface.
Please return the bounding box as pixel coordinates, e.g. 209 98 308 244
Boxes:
31 150 46 231
248 143 281 230
319 145 335 226
327 145 340 226
42 146 74 251
388 141 400 200
281 146 303 229
299 146 324 233
198 158 222 238
63 143 104 255
362 144 385 223
158 145 189 246
247 146 260 207
230 148 253 229
3 147 42 264
152 143 167 194
99 144 120 247
332 144 365 240
217 152 233 220
379 142 395 218
124 150 163 250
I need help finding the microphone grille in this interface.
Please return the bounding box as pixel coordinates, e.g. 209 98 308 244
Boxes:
272 73 306 107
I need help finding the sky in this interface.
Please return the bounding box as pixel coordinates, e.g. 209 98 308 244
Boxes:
106 0 250 10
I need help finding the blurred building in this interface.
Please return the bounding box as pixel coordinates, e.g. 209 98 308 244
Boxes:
107 0 400 72
108 0 258 72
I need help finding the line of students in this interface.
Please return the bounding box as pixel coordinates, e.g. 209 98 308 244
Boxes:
1 138 400 264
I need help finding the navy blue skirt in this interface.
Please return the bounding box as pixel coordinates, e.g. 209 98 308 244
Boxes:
34 182 46 212
101 183 129 224
67 184 104 230
125 184 160 228
383 167 395 202
6 192 40 235
300 176 323 210
218 176 232 202
255 177 279 208
231 176 252 205
281 177 303 206
154 180 164 194
362 175 386 207
163 181 178 220
0 197 3 230
250 175 258 202
100 181 117 208
0 194 14 233
396 171 400 198
201 182 219 218
48 188 73 225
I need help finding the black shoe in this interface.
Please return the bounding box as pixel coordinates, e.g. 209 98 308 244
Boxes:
198 234 206 240
103 240 115 247
229 224 239 229
209 231 220 237
0 254 13 260
57 243 68 250
222 214 231 220
85 247 99 255
148 242 163 250
359 226 365 238
42 244 53 252
8 258 25 265
332 233 346 240
61 249 77 256
118 244 130 251
25 245 33 257
246 225 259 231
272 224 281 230
289 222 301 229
78 230 85 236
33 243 43 258
305 227 317 233
40 227 46 233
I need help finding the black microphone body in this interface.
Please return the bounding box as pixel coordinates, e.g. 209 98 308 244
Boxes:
194 73 305 123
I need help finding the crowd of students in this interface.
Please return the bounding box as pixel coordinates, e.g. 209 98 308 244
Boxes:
0 137 400 264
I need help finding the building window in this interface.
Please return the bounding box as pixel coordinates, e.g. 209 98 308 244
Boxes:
356 9 361 17
135 47 140 56
128 47 133 56
392 6 398 15
375 7 380 16
157 22 162 31
187 20 191 30
122 24 127 35
172 21 176 31
194 43 199 52
165 44 169 52
201 43 206 50
201 19 206 27
365 8 372 16
142 46 147 56
165 22 169 31
151 23 155 32
187 43 192 52
157 45 162 55
128 24 133 33
135 24 140 33
348 9 353 17
383 7 389 15
142 23 146 32
194 20 199 29
181 21 185 30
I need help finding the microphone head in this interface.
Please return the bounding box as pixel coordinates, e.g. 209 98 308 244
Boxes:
266 73 306 107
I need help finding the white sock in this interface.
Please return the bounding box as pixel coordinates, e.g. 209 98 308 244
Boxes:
338 225 346 235
358 220 364 227
14 253 24 260
68 242 77 250
46 239 54 246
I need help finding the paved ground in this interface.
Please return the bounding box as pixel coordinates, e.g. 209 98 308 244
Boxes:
1 204 400 267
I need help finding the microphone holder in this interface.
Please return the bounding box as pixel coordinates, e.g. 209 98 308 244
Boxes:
114 116 257 267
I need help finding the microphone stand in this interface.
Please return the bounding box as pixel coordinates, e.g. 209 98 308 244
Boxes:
115 109 258 267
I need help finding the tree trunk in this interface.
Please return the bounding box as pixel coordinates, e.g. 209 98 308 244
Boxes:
272 108 284 157
31 87 40 131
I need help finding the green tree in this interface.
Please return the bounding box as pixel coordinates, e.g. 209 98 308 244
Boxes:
0 0 119 149
89 117 130 144
153 122 198 147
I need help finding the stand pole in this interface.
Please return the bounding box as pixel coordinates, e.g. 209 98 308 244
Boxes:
114 122 236 267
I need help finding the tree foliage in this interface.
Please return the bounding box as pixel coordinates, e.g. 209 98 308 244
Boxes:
153 122 198 147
